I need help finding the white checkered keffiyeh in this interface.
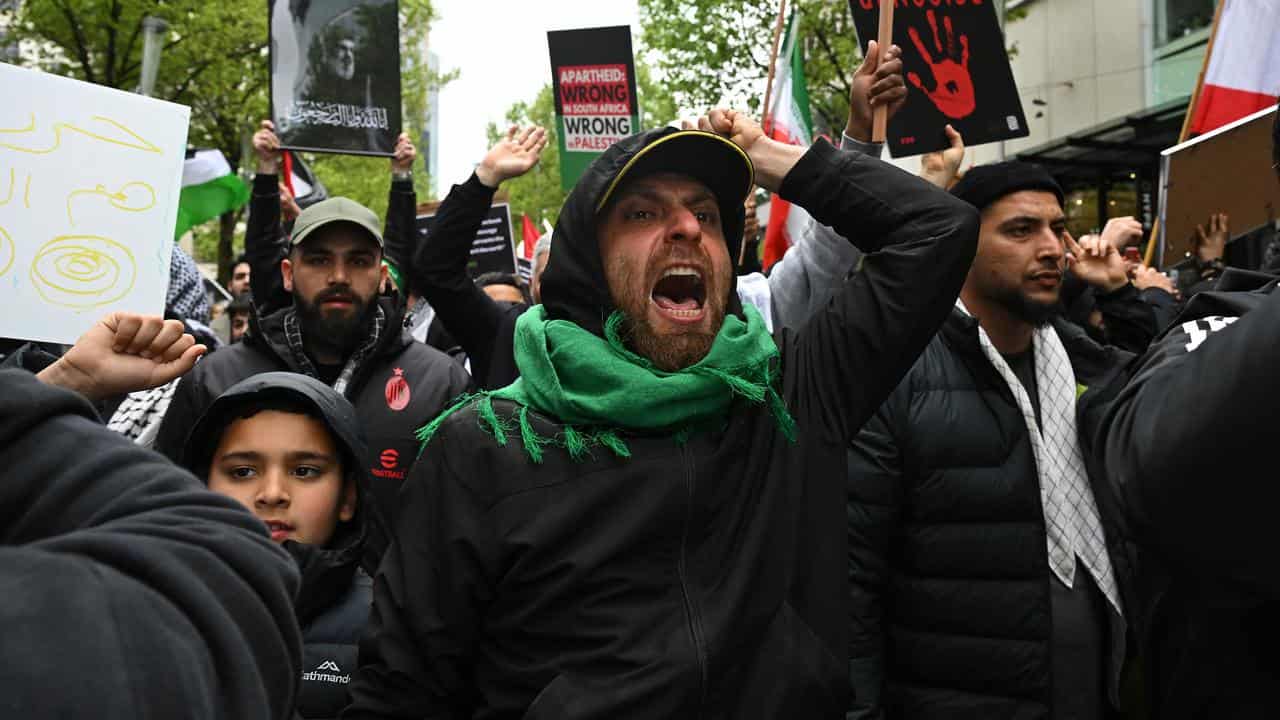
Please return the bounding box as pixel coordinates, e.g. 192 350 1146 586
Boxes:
958 301 1123 616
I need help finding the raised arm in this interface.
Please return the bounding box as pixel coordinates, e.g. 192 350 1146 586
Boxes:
246 120 293 314
762 43 907 331
410 126 547 387
384 132 418 302
697 70 977 444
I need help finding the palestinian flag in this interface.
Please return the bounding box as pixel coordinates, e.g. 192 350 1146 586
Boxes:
174 149 249 238
761 13 814 272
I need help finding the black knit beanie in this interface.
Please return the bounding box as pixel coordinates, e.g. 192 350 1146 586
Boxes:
950 161 1065 213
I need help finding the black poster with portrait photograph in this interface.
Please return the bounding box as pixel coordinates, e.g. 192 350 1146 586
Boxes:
269 0 402 156
849 0 1028 157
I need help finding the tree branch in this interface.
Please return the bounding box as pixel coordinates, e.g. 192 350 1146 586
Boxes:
813 28 854 102
51 0 97 84
105 0 121 86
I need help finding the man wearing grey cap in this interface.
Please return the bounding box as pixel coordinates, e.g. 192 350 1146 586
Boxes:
155 196 472 525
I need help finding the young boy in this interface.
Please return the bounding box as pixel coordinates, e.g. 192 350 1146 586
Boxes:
181 371 384 720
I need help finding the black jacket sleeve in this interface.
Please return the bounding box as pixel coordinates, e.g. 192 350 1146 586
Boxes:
0 369 302 720
1094 283 1159 354
247 173 290 314
344 419 498 719
410 174 509 386
845 393 908 720
1094 291 1280 601
383 178 417 292
779 140 980 444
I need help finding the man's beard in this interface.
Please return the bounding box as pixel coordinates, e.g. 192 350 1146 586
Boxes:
294 287 375 355
991 284 1061 327
608 257 727 372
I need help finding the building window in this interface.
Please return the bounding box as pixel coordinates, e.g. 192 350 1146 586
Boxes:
1154 0 1216 49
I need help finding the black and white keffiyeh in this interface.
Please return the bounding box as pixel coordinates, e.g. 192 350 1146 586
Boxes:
957 300 1122 616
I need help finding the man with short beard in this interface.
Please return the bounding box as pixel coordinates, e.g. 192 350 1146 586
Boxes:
342 95 979 716
155 198 472 526
847 161 1146 719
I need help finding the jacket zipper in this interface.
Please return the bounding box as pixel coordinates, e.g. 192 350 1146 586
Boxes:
677 443 709 713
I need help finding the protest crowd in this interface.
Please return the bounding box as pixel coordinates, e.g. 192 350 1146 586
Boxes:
2 2 1280 719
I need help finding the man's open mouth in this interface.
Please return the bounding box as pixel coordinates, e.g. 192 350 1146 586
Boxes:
651 266 707 320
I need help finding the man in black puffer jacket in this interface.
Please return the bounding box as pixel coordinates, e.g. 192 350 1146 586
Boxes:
847 163 1143 719
154 197 472 525
343 87 979 718
182 372 385 720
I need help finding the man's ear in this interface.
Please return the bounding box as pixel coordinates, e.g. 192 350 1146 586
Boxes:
338 476 357 523
281 256 294 292
379 259 389 288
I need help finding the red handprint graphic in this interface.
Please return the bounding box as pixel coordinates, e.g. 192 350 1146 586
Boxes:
907 10 976 120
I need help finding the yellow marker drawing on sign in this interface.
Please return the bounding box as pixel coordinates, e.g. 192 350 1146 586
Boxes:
0 169 33 207
0 225 14 279
0 168 13 206
66 181 157 225
0 114 161 155
30 235 137 310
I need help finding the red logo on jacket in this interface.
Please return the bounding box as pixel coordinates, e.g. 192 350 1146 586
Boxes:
379 448 399 470
385 368 410 411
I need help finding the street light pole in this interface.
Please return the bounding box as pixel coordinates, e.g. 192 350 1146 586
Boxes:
137 16 169 97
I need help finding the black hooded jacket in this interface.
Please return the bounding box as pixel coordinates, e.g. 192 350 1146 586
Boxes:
1091 268 1280 719
0 369 301 719
153 297 473 525
343 130 980 719
182 373 386 720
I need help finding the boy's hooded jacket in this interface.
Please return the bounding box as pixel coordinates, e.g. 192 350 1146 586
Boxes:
344 128 980 718
184 372 385 720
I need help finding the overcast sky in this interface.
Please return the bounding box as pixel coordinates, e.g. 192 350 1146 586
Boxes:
430 0 641 194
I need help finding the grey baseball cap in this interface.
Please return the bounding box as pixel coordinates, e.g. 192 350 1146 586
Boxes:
290 197 384 248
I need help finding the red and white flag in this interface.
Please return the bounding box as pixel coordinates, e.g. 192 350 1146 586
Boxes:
762 13 814 272
1188 0 1280 135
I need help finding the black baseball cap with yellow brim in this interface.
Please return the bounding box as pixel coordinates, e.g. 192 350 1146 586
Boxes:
595 130 755 220
289 197 384 249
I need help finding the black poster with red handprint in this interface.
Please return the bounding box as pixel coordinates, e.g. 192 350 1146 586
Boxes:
849 1 1028 157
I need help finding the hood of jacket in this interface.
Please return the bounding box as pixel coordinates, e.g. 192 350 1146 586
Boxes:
179 371 384 625
540 127 747 338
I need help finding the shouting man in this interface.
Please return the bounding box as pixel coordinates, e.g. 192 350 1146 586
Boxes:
342 99 979 717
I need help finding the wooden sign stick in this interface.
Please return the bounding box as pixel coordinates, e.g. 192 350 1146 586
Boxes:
872 0 895 143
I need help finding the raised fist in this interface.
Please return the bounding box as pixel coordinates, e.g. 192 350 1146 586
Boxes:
907 10 976 120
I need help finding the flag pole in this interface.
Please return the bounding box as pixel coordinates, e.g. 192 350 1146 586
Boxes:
745 0 788 268
872 0 896 143
1145 0 1227 266
761 0 789 137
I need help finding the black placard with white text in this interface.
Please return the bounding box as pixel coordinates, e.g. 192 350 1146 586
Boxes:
849 0 1028 157
415 203 517 279
269 0 402 156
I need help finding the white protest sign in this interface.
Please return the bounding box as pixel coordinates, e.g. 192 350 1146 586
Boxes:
0 62 190 344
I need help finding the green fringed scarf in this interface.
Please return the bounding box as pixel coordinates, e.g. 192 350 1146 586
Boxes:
416 303 796 463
